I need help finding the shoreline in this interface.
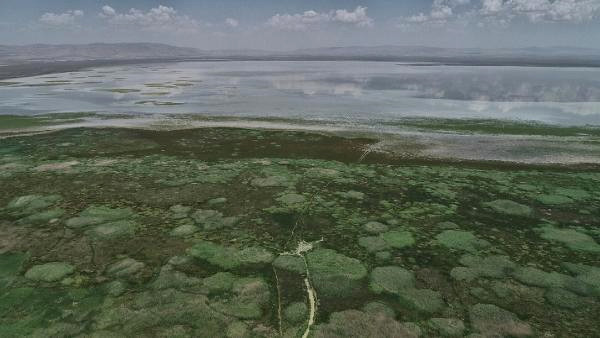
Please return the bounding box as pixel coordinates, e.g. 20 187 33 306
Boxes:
3 56 600 81
2 118 600 170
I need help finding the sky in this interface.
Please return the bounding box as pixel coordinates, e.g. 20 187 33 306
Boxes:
0 0 599 50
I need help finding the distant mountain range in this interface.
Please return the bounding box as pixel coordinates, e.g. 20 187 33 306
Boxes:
1 42 600 66
0 43 200 62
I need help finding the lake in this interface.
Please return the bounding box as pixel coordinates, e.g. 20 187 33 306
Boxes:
2 61 600 126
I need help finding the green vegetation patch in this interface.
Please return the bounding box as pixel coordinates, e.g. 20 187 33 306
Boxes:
284 301 308 324
537 225 600 253
469 303 533 337
187 240 273 270
428 318 466 337
273 255 306 274
483 199 532 217
450 255 516 282
24 262 75 282
435 230 490 253
369 266 415 294
397 288 445 314
66 205 135 228
210 277 271 319
380 230 416 249
306 248 368 298
313 309 420 337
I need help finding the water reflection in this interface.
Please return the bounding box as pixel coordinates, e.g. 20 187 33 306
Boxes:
1 61 600 125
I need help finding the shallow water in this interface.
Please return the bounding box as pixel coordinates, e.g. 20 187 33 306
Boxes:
2 61 600 126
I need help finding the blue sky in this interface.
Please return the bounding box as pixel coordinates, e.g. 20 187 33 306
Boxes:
1 0 599 50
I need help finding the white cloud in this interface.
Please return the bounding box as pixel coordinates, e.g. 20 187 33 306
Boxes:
508 0 600 22
99 5 200 33
267 10 331 30
39 10 84 26
267 6 373 31
225 18 239 28
400 0 600 28
332 6 373 27
403 0 469 26
101 5 116 17
480 0 505 15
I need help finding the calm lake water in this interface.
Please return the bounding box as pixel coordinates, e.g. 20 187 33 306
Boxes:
1 61 600 125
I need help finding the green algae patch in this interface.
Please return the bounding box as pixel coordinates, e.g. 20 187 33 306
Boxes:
106 258 145 278
210 277 271 319
362 301 395 318
428 318 465 337
0 252 27 277
359 236 390 253
151 264 201 290
5 194 62 216
187 240 273 270
169 223 199 237
336 190 365 200
226 321 249 337
251 175 291 187
537 225 600 253
380 230 415 249
313 309 420 338
450 255 516 282
17 208 64 225
536 194 573 205
0 286 72 336
104 280 126 297
273 255 306 274
191 209 239 231
86 220 136 240
277 193 307 205
24 262 75 282
91 289 229 335
169 204 191 219
369 266 415 294
238 246 275 266
397 288 445 314
363 221 389 234
306 248 368 298
284 301 308 324
512 266 573 289
203 272 236 294
435 230 490 253
469 303 533 337
67 205 136 229
483 199 532 217
544 288 586 309
187 240 241 270
0 252 28 288
562 263 600 297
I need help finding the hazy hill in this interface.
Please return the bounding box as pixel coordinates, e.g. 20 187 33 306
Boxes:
0 43 201 62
